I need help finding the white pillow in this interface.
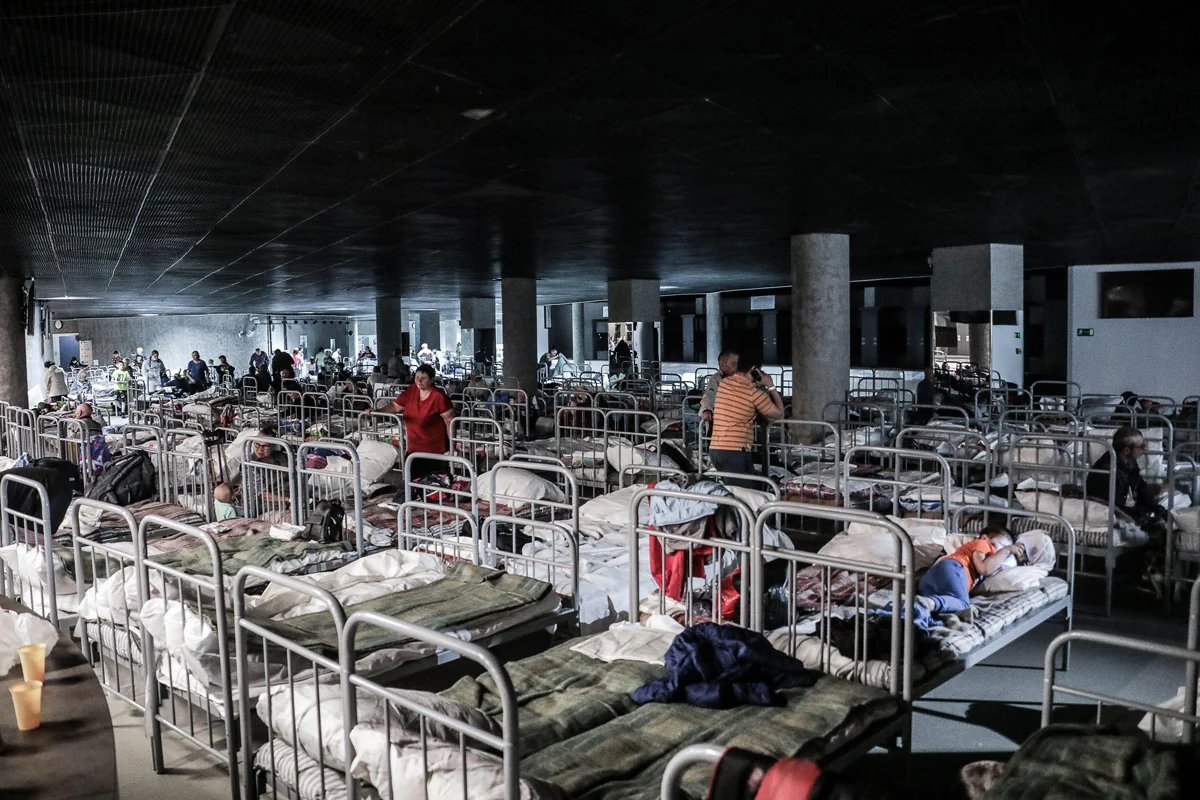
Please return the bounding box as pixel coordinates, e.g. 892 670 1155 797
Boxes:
975 565 1047 594
356 439 399 484
477 466 565 509
579 483 649 528
828 516 946 570
604 444 678 472
1138 682 1200 742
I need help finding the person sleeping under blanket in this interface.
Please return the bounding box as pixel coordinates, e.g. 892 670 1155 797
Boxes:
916 524 1026 619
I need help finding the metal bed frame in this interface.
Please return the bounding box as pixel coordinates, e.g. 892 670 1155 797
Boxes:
765 418 841 502
1166 440 1200 608
0 473 61 624
233 511 580 800
843 445 953 520
1000 432 1121 614
139 516 241 798
70 499 150 712
241 435 300 525
401 452 480 540
297 439 366 555
1043 578 1199 742
238 489 912 800
450 414 511 472
822 400 893 453
4 405 36 457
895 425 995 495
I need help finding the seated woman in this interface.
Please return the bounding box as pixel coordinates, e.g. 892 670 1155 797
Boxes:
370 364 455 478
917 525 1025 616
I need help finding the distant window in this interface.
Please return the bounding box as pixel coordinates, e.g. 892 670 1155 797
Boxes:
1099 269 1193 319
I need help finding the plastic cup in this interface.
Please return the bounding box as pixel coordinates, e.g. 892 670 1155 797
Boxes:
10 680 43 731
18 642 47 683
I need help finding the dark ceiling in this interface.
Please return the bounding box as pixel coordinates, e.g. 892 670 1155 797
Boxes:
2 0 1198 317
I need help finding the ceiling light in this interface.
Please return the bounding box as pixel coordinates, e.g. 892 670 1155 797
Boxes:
46 295 97 300
461 108 494 121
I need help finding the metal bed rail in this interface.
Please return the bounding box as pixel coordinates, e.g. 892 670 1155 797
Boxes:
162 428 219 521
843 445 953 522
70 499 150 712
0 473 61 624
240 436 299 525
298 439 365 556
401 452 479 536
1042 619 1199 745
753 501 916 701
1000 433 1120 615
450 415 511 473
139 516 240 798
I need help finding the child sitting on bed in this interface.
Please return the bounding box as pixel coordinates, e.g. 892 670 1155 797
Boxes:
917 525 1026 617
213 483 241 521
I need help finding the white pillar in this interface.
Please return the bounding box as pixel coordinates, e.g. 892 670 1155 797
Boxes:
571 302 587 365
705 291 722 363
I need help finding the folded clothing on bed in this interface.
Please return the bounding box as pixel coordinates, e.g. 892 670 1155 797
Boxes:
147 534 354 577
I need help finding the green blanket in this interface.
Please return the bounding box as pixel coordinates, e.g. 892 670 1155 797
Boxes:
146 534 353 577
252 562 551 657
982 725 1200 800
522 673 900 799
434 635 901 799
441 639 662 754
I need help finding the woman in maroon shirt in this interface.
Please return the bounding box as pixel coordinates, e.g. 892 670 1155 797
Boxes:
370 364 455 476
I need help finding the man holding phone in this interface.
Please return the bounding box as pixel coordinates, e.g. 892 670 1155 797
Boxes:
709 356 785 476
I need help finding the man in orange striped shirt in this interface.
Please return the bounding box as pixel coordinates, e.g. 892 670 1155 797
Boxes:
709 358 784 475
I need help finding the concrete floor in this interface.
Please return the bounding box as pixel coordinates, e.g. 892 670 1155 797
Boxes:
106 587 1191 799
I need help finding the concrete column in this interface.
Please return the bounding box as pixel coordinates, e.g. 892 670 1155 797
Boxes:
931 243 1024 385
501 277 537 390
791 234 850 424
536 306 550 358
762 311 778 365
636 321 656 376
570 302 587 364
681 314 695 362
704 292 722 363
0 271 29 407
968 322 991 373
375 297 404 363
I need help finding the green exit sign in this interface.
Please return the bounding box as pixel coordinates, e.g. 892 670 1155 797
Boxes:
1076 328 1095 337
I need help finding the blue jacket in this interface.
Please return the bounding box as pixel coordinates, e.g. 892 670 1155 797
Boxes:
632 623 814 708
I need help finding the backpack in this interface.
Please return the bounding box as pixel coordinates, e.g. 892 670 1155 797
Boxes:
302 499 345 544
86 451 157 506
1 466 77 533
29 457 84 497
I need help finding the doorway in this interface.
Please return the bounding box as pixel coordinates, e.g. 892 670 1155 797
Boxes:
55 334 79 366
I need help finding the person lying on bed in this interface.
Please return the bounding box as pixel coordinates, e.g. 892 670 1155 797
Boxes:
916 525 1026 618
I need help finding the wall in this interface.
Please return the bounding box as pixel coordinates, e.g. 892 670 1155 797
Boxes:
57 314 266 375
56 314 354 375
1068 261 1200 400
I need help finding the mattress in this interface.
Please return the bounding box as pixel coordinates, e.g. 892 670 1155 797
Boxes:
929 576 1069 659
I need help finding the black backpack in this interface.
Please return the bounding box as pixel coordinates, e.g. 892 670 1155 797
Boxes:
1 466 77 532
302 499 345 544
86 451 157 506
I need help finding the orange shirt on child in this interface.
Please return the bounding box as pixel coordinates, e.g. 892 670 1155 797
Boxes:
945 538 997 584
